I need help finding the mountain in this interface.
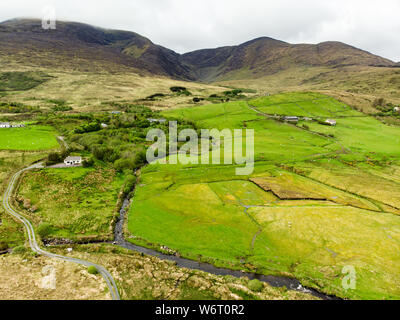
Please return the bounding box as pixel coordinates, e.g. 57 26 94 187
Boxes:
0 18 193 79
0 19 396 82
180 37 396 81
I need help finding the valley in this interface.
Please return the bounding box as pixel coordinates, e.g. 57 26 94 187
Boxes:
0 18 399 301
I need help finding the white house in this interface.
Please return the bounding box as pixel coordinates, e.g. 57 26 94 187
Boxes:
147 118 167 124
64 156 82 166
325 119 337 126
0 122 25 128
101 123 108 129
394 107 400 113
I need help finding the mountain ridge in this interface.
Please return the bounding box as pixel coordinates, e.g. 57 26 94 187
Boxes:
0 18 396 82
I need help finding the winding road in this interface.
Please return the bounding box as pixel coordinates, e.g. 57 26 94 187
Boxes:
2 164 120 301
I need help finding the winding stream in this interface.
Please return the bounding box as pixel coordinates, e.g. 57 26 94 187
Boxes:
114 196 340 300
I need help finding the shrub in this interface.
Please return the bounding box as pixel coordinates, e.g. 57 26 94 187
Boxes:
133 150 148 168
82 157 95 168
179 90 192 96
193 97 205 103
88 266 99 275
170 86 187 93
248 279 263 292
114 158 133 172
74 122 101 134
0 242 8 251
123 175 137 194
37 223 52 238
52 105 73 112
12 246 27 255
146 93 165 100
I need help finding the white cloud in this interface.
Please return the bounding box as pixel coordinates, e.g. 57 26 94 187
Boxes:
0 0 399 61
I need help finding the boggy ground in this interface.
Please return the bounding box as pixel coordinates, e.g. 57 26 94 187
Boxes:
48 244 318 300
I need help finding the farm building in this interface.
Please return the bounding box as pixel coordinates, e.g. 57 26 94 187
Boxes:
325 119 337 126
101 123 108 128
284 116 299 123
64 156 82 166
394 107 400 113
147 118 167 124
0 122 25 128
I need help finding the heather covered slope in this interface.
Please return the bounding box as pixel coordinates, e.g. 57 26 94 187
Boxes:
180 37 396 81
0 19 193 79
0 19 396 81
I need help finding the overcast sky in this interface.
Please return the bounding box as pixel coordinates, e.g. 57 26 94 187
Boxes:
0 0 399 61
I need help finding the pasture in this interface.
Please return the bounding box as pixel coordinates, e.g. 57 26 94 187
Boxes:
0 125 59 151
127 92 400 299
17 165 125 241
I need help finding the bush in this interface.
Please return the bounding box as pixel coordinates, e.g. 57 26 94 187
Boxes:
248 279 263 292
123 175 137 194
170 86 187 93
82 157 95 168
133 150 148 168
88 266 99 275
47 152 62 164
146 93 165 100
114 158 133 172
74 121 101 134
0 242 8 251
12 245 27 255
37 223 52 238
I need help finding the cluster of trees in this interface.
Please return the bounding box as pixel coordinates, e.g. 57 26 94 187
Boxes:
373 99 400 117
46 148 69 166
0 102 40 114
41 105 197 174
170 86 192 96
74 121 101 134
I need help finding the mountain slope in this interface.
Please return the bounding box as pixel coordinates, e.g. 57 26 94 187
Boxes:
0 19 193 79
0 19 396 82
180 37 396 81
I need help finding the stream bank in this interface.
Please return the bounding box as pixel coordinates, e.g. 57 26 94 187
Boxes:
114 196 340 300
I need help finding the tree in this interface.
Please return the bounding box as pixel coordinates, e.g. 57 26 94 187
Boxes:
82 157 94 167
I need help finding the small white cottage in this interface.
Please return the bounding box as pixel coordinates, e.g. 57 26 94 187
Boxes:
0 122 10 128
64 156 82 166
325 119 337 126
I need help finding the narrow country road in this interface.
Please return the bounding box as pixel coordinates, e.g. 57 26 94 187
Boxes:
2 164 120 301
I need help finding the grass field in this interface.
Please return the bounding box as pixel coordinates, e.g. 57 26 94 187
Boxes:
17 165 125 241
0 70 229 112
0 125 59 151
127 92 400 299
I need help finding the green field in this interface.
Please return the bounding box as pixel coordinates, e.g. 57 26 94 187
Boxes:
17 165 125 241
127 92 400 300
0 125 59 151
